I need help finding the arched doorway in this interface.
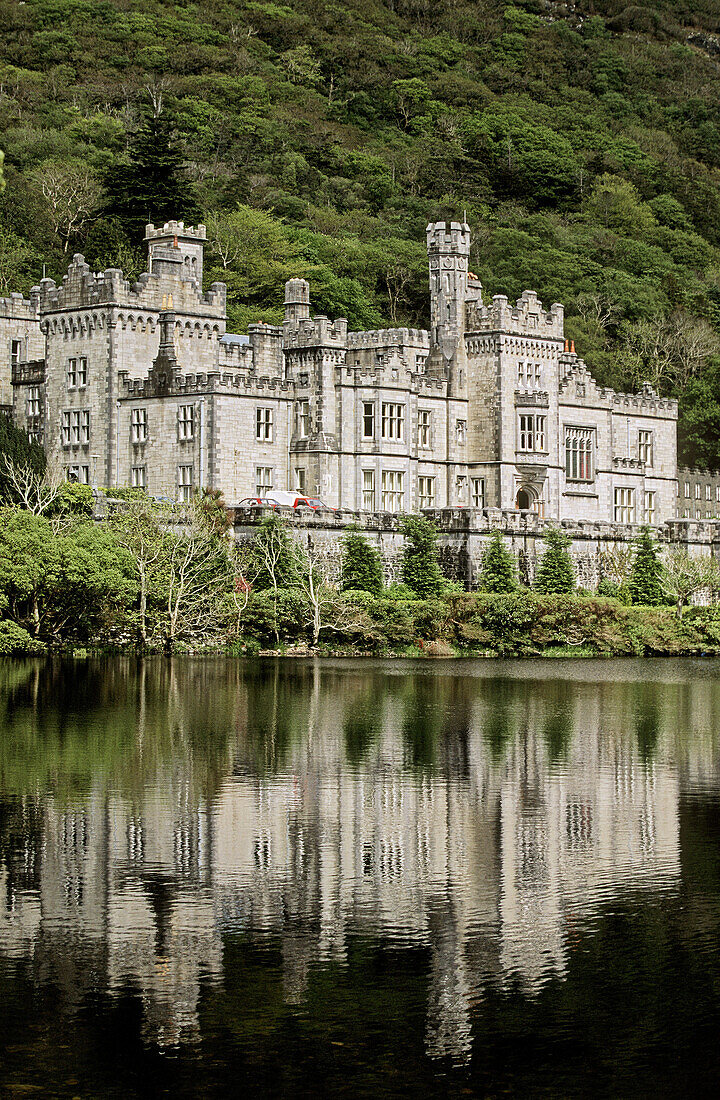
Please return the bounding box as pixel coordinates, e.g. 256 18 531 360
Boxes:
516 488 532 511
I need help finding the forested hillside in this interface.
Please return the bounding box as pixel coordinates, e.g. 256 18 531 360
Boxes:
3 0 720 463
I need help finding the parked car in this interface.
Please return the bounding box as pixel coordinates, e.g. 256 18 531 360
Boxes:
302 497 336 511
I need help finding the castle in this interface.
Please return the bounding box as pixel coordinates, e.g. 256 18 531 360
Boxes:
0 219 685 523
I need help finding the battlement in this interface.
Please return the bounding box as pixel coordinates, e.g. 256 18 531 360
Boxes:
347 328 429 349
426 220 471 255
119 368 293 398
466 292 564 338
145 221 206 242
283 315 349 348
37 254 226 316
0 291 40 318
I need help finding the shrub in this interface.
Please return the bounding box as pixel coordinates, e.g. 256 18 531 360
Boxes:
628 527 664 605
478 529 517 593
400 516 444 597
534 527 575 594
0 620 47 655
341 528 384 594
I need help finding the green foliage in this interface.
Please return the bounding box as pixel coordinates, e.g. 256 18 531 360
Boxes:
250 513 303 591
478 529 517 593
534 527 575 595
103 112 201 244
400 516 444 598
628 527 665 606
0 415 46 502
0 620 46 655
341 528 384 595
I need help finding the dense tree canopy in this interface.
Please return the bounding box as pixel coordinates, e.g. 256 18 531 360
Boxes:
4 2 720 461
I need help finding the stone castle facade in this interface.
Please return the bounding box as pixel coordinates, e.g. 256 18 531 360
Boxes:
0 218 690 524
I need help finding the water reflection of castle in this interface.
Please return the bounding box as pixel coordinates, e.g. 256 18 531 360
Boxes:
0 681 681 1061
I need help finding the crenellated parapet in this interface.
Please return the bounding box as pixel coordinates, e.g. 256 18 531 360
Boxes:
119 369 294 399
37 254 226 316
347 327 429 349
283 315 348 348
0 290 40 319
559 357 677 416
466 291 564 339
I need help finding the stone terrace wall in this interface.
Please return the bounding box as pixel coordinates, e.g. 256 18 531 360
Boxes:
230 507 720 590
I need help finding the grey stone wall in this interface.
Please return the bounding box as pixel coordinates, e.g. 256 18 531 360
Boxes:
231 506 720 592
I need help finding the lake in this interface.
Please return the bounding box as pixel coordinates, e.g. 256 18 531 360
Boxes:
1 656 719 1096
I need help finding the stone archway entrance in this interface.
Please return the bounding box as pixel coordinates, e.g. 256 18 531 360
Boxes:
516 487 532 511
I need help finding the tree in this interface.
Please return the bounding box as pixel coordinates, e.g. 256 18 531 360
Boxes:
34 160 102 252
534 527 575 594
663 548 720 617
0 419 46 505
249 513 303 643
628 527 665 606
401 516 444 598
341 528 384 594
104 112 201 244
478 529 517 593
0 508 60 636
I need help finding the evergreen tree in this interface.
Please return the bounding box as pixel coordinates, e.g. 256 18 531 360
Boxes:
103 113 201 244
628 527 665 606
478 529 517 593
0 414 46 503
341 527 384 594
534 526 575 594
400 516 443 597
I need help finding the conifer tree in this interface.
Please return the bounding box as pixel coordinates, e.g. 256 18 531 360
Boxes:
478 529 517 593
628 527 665 605
401 516 443 597
534 526 575 594
103 113 201 244
341 527 384 594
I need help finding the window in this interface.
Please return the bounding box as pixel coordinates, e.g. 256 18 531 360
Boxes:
10 339 22 367
70 410 81 445
362 470 375 510
707 484 712 501
685 482 690 498
294 467 306 493
178 465 194 502
683 509 689 518
297 400 309 438
518 413 546 452
178 405 194 441
716 486 720 503
456 419 467 445
644 490 656 525
65 464 89 484
565 427 594 481
256 406 273 442
131 408 148 444
695 483 701 499
131 466 146 489
638 429 653 466
26 386 41 418
61 411 71 447
696 508 702 519
415 354 426 374
66 357 86 388
256 466 273 496
614 487 636 524
80 410 90 444
471 477 485 508
418 476 435 509
381 470 404 512
362 402 375 440
517 362 541 388
381 402 404 441
418 409 431 449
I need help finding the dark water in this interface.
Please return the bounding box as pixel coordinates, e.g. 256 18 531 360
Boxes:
1 658 719 1097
